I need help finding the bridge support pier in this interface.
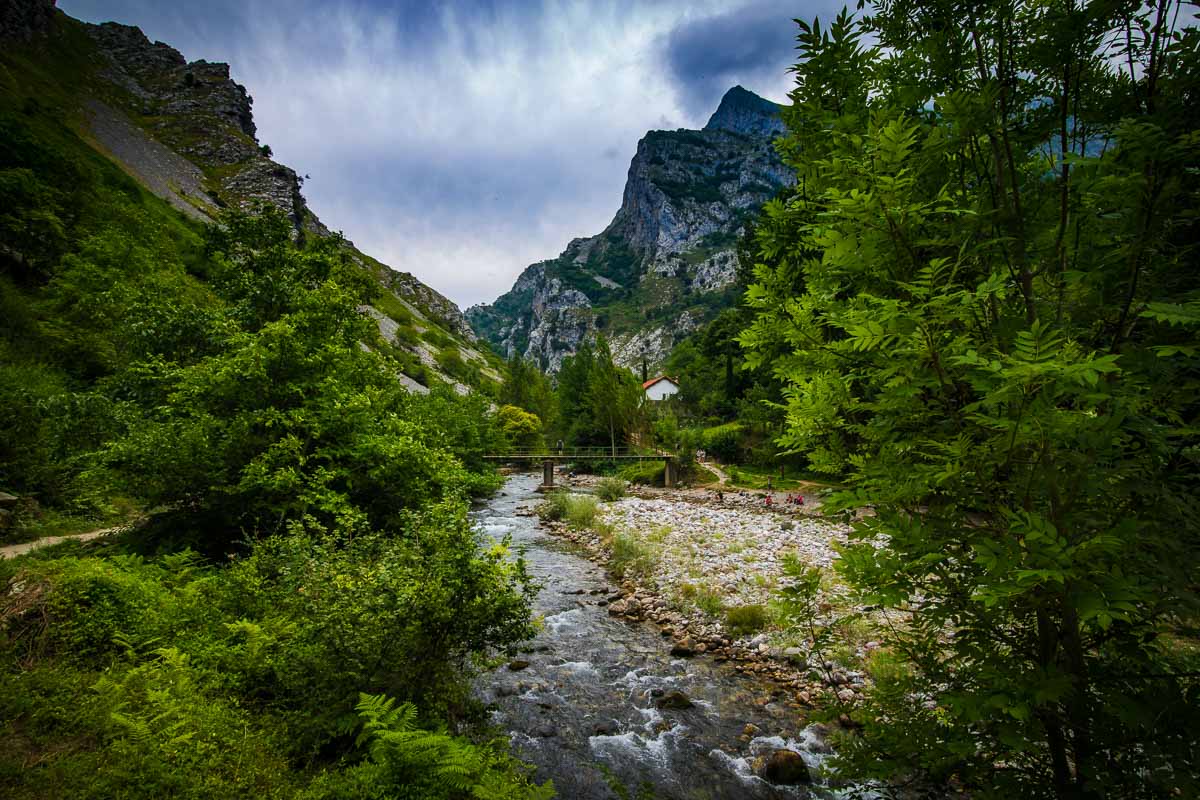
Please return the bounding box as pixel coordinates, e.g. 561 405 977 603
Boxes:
664 457 675 489
542 460 555 489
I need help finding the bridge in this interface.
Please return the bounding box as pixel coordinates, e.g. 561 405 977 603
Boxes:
482 447 679 489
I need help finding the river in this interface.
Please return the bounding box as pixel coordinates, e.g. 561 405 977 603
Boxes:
473 472 854 800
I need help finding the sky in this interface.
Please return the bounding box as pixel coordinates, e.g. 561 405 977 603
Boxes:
58 0 839 308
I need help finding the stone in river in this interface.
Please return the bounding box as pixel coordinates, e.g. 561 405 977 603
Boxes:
670 639 697 657
655 690 695 710
533 723 557 738
507 660 531 671
763 749 812 785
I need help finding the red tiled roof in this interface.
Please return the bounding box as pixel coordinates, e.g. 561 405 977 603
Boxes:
642 376 678 390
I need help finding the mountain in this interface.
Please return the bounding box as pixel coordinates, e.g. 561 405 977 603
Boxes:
1 0 499 393
466 85 793 371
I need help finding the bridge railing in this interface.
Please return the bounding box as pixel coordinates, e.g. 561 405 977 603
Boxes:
483 446 674 459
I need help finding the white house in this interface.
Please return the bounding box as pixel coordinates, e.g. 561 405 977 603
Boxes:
642 375 680 401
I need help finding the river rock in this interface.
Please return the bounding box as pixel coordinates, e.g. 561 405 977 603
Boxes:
670 640 696 657
507 660 531 671
0 492 18 508
533 723 557 738
763 749 812 785
592 720 620 736
655 690 694 710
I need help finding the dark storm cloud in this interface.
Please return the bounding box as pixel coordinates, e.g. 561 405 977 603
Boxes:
661 1 840 118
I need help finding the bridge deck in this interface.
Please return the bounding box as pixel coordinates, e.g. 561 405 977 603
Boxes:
483 453 673 461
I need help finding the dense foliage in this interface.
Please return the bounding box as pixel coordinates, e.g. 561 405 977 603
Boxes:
743 2 1200 797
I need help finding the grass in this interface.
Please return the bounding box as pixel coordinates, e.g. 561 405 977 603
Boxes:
725 604 770 635
618 461 664 486
564 495 600 530
610 531 658 581
673 581 726 617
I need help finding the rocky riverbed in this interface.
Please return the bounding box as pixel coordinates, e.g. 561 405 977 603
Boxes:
533 478 885 711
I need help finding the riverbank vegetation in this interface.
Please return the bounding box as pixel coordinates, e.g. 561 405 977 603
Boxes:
742 2 1200 797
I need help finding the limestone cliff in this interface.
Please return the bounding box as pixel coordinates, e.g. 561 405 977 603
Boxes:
467 85 791 371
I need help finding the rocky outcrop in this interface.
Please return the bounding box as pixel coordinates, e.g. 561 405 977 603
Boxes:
0 0 56 43
382 270 477 342
468 85 791 371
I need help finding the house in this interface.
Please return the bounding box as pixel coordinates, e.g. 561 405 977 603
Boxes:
642 375 680 401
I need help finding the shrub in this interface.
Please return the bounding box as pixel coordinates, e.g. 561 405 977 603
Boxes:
535 491 570 521
595 477 626 501
725 604 769 636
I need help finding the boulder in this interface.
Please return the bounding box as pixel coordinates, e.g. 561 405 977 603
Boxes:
507 660 531 671
655 690 694 710
763 749 811 785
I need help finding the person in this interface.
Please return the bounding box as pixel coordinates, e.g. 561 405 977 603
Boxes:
716 490 724 503
556 439 564 455
764 494 773 507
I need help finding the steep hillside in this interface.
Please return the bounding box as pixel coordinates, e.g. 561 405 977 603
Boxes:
467 85 792 371
0 0 497 394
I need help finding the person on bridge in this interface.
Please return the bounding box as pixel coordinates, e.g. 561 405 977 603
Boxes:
556 439 564 455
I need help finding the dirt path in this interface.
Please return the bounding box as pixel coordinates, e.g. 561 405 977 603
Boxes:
698 460 729 485
0 527 124 560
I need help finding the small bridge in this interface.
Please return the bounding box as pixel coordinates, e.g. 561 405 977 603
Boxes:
483 447 679 489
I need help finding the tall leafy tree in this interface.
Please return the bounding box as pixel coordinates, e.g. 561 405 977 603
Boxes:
589 337 644 456
744 3 1199 796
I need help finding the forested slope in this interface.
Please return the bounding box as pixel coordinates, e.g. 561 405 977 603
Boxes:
0 4 549 798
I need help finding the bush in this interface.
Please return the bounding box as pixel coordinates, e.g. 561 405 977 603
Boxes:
595 477 626 501
725 604 769 636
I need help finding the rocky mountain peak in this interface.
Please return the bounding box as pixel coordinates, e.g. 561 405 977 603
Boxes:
703 85 785 138
468 84 793 372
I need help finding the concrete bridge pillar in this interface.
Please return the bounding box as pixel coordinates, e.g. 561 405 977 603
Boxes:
664 457 675 489
542 460 555 489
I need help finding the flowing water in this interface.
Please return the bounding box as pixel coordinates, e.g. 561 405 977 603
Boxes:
473 473 855 800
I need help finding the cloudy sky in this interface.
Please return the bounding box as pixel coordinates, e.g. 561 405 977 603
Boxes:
59 0 835 308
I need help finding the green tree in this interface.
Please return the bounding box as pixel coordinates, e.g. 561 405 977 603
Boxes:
744 3 1199 797
588 337 644 456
